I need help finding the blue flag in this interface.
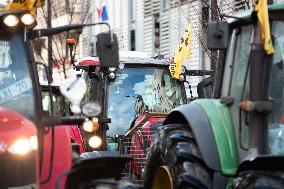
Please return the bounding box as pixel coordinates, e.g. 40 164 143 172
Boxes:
101 6 108 21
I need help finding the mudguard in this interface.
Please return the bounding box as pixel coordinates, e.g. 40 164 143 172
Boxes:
164 99 238 176
80 151 120 159
64 156 131 189
234 156 284 189
237 155 284 173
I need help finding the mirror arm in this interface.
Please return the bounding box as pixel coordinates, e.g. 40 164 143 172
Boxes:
41 116 110 127
28 22 111 39
185 69 215 77
99 117 111 124
219 14 246 21
41 116 86 126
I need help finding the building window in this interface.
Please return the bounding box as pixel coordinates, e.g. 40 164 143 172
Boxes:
162 0 169 10
65 0 70 12
130 30 136 51
130 0 135 21
154 18 160 54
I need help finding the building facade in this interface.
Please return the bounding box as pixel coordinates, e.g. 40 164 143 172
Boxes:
82 0 206 96
81 0 284 96
35 0 90 84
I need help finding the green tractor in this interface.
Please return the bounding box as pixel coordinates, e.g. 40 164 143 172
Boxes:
143 2 284 189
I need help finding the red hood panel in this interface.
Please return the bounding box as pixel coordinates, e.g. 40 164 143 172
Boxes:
0 107 28 131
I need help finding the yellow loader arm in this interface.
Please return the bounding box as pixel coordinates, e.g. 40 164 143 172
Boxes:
0 0 45 15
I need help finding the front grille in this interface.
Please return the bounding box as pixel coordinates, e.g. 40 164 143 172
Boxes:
0 152 37 188
118 112 167 183
120 130 156 183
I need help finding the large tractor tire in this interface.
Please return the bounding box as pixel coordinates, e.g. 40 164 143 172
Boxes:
143 124 213 189
79 179 143 189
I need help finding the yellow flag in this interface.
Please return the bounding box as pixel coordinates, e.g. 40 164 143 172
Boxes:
36 0 45 8
255 0 275 54
169 22 192 79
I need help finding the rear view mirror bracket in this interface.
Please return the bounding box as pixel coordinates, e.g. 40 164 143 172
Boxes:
96 32 119 68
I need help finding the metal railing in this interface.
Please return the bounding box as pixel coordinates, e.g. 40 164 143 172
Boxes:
119 112 167 183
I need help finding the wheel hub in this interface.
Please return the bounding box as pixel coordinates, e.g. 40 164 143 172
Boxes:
151 165 173 189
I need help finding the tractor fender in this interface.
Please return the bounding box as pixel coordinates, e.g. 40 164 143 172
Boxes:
234 156 284 188
164 102 221 172
237 155 284 173
164 99 238 176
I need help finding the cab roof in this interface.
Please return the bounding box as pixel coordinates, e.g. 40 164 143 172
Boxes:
119 57 170 66
228 2 284 24
119 51 170 66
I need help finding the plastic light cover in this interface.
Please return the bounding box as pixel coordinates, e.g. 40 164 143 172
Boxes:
21 14 35 25
8 136 38 155
88 136 102 149
3 15 19 27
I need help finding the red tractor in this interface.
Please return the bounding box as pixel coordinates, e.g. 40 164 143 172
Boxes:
75 51 214 183
0 9 78 189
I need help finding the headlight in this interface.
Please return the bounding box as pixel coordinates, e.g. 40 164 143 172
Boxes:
108 72 116 79
82 118 99 133
21 14 35 26
83 119 94 132
8 136 38 155
88 135 102 149
81 101 102 117
3 15 19 27
29 136 38 150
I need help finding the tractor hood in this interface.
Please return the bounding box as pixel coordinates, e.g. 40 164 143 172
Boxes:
0 107 29 131
227 2 284 25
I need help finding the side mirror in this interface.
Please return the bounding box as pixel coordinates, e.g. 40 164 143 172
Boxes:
96 32 119 67
207 21 229 50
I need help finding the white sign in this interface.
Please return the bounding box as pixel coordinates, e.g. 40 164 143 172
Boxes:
0 77 32 104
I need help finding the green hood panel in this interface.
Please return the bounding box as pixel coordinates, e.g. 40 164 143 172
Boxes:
194 99 238 176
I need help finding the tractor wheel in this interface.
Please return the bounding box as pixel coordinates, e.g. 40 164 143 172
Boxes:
143 124 213 189
235 171 284 189
80 178 143 189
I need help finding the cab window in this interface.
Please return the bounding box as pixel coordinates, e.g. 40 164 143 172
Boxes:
0 35 35 121
227 25 253 151
267 21 284 155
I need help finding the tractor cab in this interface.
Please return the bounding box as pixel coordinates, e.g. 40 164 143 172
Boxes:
76 51 188 183
107 55 186 139
208 3 284 158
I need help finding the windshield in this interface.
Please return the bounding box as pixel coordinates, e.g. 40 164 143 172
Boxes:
267 21 284 155
107 66 184 137
0 34 35 121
